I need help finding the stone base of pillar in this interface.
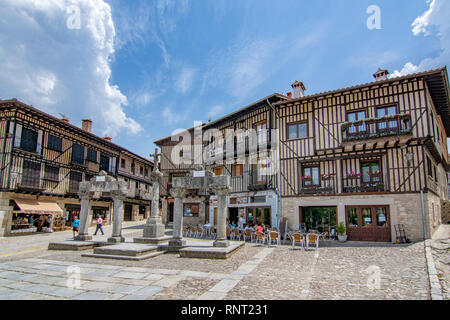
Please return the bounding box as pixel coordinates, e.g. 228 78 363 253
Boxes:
74 235 93 241
142 217 166 238
167 238 186 252
107 236 125 243
213 239 230 248
133 236 171 245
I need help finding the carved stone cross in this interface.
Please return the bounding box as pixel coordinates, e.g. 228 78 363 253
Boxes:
150 148 162 171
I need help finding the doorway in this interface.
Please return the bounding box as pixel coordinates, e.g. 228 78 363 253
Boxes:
124 204 132 221
345 205 391 242
229 208 239 225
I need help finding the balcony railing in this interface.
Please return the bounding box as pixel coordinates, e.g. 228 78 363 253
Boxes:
342 114 412 142
300 176 335 195
343 174 387 193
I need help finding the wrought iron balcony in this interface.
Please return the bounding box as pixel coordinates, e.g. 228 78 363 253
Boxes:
342 114 412 142
343 174 387 193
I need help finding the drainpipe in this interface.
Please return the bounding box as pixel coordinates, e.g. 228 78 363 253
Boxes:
267 98 282 229
420 189 427 240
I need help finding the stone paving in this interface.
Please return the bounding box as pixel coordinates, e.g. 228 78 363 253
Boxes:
0 229 434 300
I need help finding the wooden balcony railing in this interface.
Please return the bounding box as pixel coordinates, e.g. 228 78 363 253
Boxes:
343 174 387 193
342 114 412 142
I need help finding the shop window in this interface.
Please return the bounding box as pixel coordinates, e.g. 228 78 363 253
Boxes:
288 122 308 140
71 143 85 165
376 207 388 227
44 165 59 182
183 204 199 217
361 208 373 227
47 134 62 152
347 207 358 227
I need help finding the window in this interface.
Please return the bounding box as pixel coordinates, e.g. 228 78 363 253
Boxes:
69 171 83 193
47 134 62 152
302 166 320 186
347 207 358 227
347 110 366 134
121 158 126 168
215 167 223 176
131 162 135 174
21 160 41 188
71 143 85 165
251 196 266 203
183 204 199 217
20 127 38 153
233 164 243 177
144 168 148 176
140 166 143 175
255 159 267 183
100 154 109 172
86 148 98 163
255 121 267 145
361 161 381 184
44 165 59 182
361 208 373 227
377 106 398 131
287 122 308 140
85 173 94 182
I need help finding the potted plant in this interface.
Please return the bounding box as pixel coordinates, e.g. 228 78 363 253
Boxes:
336 222 347 242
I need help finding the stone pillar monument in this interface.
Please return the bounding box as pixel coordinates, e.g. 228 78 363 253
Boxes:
211 186 231 247
168 187 187 249
75 187 93 241
108 189 126 243
134 148 172 244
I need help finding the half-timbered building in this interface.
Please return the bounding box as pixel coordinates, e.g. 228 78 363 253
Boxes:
274 67 450 242
0 99 153 236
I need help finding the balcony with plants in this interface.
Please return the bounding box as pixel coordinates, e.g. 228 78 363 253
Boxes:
342 170 387 193
300 173 336 195
341 113 412 142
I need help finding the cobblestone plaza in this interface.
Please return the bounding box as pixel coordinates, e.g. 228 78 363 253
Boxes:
0 222 445 300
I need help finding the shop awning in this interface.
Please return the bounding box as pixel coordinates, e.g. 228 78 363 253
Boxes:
13 199 64 215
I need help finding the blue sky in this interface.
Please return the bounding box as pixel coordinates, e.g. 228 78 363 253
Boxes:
0 0 448 158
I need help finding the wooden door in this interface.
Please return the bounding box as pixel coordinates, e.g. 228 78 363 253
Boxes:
345 205 391 242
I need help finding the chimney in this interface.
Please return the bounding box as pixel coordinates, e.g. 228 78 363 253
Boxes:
373 68 389 81
82 119 92 133
61 117 69 123
286 92 292 98
103 136 112 142
291 81 306 98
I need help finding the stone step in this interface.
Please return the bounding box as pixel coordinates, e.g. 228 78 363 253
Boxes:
81 250 165 261
93 243 159 257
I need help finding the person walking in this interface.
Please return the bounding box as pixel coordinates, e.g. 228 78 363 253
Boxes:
73 216 80 238
94 216 104 235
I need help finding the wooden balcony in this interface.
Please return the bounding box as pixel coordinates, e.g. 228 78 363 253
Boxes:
342 114 412 142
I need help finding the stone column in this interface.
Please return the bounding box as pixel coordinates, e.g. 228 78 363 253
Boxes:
161 197 168 225
168 187 187 248
144 204 150 219
211 186 231 247
75 191 93 241
142 169 166 238
0 195 12 237
108 190 126 243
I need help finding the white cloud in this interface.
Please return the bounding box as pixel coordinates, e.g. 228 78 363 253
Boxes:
0 0 142 137
176 67 197 94
162 106 190 125
391 0 450 78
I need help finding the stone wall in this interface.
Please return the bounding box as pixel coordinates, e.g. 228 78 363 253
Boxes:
281 192 434 242
442 200 450 224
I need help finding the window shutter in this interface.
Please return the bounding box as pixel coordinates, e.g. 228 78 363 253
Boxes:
14 124 22 148
36 130 43 154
